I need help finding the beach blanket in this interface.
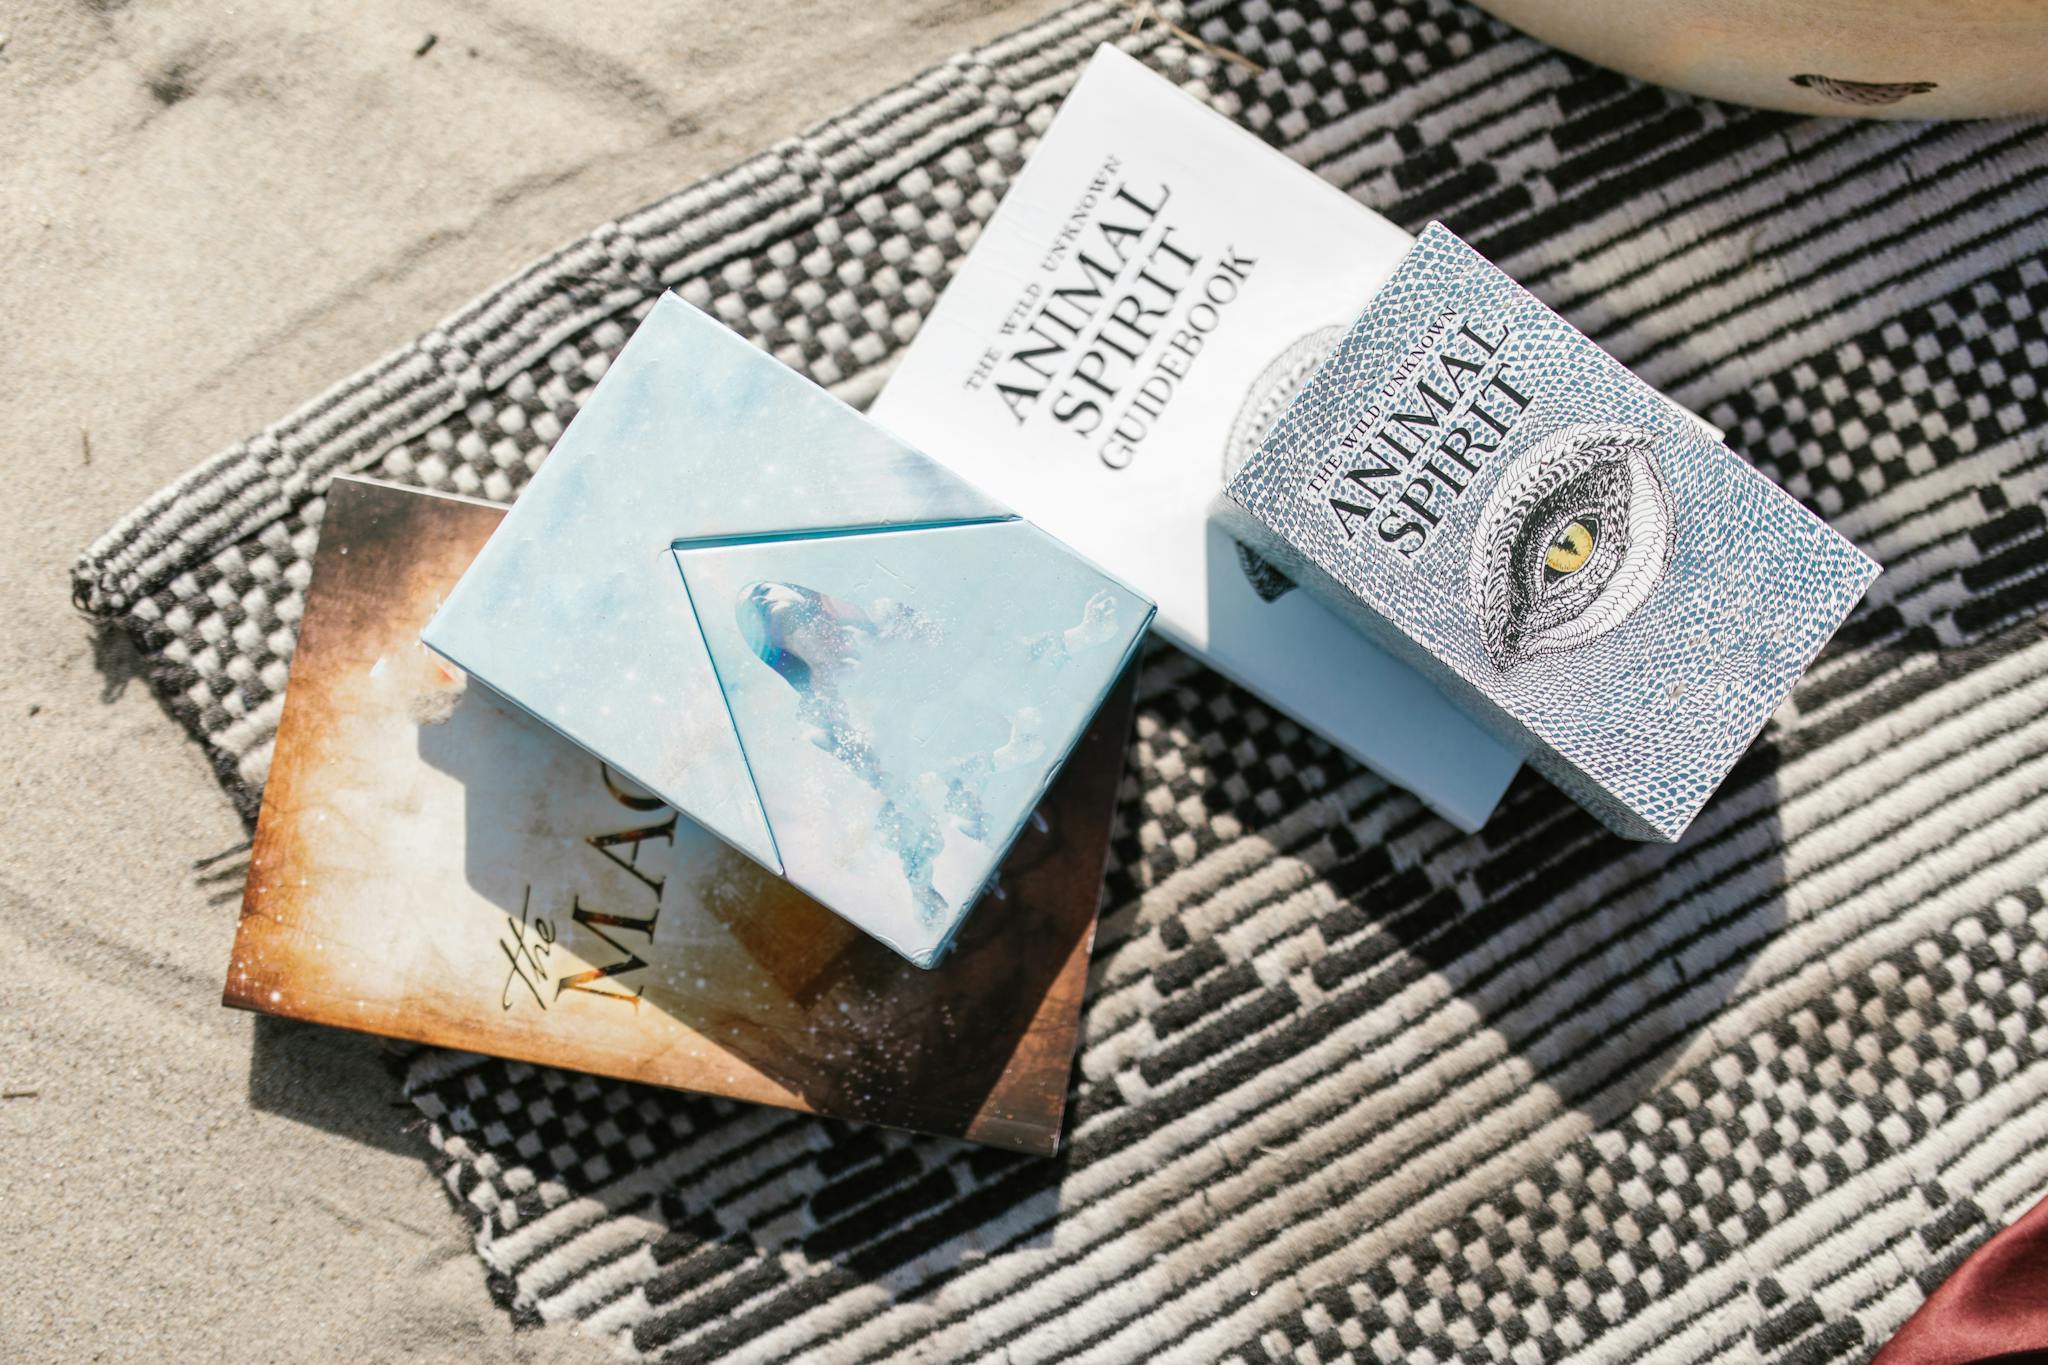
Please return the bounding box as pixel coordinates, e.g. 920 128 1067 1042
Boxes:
73 1 2048 1359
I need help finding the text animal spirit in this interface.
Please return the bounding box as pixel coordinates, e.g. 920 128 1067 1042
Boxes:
974 158 1258 471
1311 313 1529 558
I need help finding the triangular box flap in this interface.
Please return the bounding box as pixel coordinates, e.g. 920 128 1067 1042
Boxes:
674 519 1151 966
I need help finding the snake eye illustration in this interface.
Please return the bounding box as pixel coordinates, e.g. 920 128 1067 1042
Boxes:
1470 423 1675 669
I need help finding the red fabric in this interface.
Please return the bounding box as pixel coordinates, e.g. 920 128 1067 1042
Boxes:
1875 1192 2048 1365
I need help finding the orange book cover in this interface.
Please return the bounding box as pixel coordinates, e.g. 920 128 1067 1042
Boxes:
226 475 1136 1154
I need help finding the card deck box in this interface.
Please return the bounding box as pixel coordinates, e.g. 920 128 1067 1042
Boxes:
423 295 1154 967
1219 224 1880 842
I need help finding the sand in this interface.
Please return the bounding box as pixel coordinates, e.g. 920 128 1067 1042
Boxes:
0 0 1063 1356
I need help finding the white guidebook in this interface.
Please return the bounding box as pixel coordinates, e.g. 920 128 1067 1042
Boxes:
872 44 1519 831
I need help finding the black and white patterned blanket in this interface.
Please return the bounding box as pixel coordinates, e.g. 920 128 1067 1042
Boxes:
73 2 2048 1360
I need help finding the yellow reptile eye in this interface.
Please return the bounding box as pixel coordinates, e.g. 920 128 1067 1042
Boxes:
1545 521 1595 575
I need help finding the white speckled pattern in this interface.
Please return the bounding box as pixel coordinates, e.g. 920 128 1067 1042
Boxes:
1224 225 1880 841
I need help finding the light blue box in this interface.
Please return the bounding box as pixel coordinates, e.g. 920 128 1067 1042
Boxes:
423 294 1153 966
1220 224 1878 842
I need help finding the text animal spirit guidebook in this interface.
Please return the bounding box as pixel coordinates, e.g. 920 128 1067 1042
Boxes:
227 476 1137 1155
871 44 1521 832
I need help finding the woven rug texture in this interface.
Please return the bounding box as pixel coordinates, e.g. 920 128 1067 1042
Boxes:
72 1 2048 1361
